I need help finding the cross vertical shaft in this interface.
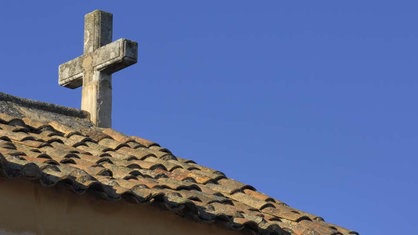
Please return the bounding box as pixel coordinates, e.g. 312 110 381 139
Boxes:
82 10 113 127
84 11 112 54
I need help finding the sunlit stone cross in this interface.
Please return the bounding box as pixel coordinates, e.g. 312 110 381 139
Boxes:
59 10 138 128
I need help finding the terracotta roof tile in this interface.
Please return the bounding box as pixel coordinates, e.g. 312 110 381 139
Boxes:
130 135 158 147
0 96 358 235
0 113 19 123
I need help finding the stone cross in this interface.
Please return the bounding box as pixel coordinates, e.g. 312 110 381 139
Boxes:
59 10 138 128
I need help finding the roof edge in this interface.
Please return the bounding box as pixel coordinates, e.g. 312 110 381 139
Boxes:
0 92 91 126
0 92 88 119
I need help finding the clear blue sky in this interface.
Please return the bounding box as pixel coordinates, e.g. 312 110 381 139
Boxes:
1 1 416 234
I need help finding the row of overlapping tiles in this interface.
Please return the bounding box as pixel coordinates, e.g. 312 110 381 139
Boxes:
0 113 356 235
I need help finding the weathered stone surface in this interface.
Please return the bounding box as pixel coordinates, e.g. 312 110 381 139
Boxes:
58 10 138 128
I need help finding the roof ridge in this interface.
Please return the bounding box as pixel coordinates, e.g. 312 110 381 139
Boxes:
0 92 88 119
0 92 91 128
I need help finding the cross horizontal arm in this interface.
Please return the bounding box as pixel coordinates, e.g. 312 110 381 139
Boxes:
94 38 137 73
58 55 84 88
59 39 138 89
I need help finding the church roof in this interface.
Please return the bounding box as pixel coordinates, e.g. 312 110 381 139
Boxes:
0 92 358 235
